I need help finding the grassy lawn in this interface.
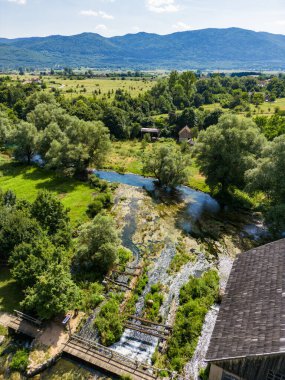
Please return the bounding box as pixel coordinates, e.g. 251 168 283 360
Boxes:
0 156 94 226
0 268 23 313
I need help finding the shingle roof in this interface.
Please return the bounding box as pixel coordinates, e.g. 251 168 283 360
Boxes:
206 239 285 362
178 126 191 135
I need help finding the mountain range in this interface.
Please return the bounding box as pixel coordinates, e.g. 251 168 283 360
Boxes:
1 27 285 71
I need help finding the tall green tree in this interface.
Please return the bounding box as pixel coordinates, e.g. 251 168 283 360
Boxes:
76 213 119 274
246 134 285 204
143 144 189 188
193 114 266 194
45 120 110 178
31 190 71 247
21 263 81 320
13 121 39 164
0 208 42 259
10 236 67 288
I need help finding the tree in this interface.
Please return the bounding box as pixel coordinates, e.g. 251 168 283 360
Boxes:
21 263 81 320
45 119 110 178
193 114 266 194
31 190 71 247
143 144 189 188
76 213 120 274
0 208 43 259
9 236 67 288
0 110 13 148
246 134 285 203
13 121 38 164
102 106 129 139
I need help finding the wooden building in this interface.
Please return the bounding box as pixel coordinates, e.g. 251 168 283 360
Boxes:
178 125 193 143
141 128 160 140
206 239 285 380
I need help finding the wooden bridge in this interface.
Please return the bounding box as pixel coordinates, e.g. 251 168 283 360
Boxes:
125 315 173 340
6 311 175 379
6 310 42 338
63 334 169 380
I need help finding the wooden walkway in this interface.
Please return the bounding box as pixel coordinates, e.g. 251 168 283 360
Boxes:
6 310 42 338
5 311 173 379
63 335 163 380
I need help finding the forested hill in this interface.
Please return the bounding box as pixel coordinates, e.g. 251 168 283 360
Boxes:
1 27 285 70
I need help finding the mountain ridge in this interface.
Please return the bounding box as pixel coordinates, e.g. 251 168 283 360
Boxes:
1 27 285 70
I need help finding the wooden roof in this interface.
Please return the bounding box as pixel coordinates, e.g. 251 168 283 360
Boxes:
178 126 191 135
141 128 160 133
206 239 285 362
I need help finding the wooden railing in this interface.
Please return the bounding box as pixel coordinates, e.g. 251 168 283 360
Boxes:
69 334 176 378
14 310 42 327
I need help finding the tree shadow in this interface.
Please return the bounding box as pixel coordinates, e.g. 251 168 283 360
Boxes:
0 268 23 313
0 161 87 195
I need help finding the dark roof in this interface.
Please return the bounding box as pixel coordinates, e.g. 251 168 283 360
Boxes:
206 239 285 362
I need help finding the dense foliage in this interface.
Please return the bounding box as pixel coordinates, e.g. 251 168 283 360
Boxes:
167 270 219 371
94 297 124 346
193 114 266 194
0 189 80 320
143 144 189 188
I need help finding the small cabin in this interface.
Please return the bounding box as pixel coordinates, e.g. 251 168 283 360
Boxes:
178 126 192 143
206 239 285 380
141 128 160 141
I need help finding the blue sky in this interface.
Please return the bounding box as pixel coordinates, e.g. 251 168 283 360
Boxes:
0 0 285 38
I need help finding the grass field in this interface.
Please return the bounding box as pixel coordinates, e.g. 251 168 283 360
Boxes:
203 98 285 115
0 268 23 312
1 74 156 99
0 155 94 226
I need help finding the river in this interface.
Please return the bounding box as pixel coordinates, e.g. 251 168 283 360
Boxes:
38 169 257 379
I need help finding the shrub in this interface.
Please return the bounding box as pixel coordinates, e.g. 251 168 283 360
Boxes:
81 282 104 311
167 270 219 372
10 349 29 372
117 247 132 268
87 200 104 218
94 298 124 346
89 175 109 191
144 283 164 322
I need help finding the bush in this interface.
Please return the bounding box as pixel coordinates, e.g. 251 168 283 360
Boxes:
144 283 164 322
81 282 104 311
94 298 124 346
117 247 132 268
96 192 113 209
89 175 109 191
10 349 29 372
87 200 104 217
167 270 219 372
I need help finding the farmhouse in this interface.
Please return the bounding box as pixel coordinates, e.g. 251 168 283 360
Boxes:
206 239 285 380
178 125 193 143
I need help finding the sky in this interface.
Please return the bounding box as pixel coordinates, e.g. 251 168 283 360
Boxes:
0 0 285 39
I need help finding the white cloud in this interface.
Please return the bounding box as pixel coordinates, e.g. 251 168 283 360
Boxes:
95 24 108 32
8 0 27 4
275 20 285 26
80 10 114 20
172 21 191 31
146 0 179 13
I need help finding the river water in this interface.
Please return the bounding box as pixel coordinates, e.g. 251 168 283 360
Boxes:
40 170 252 379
